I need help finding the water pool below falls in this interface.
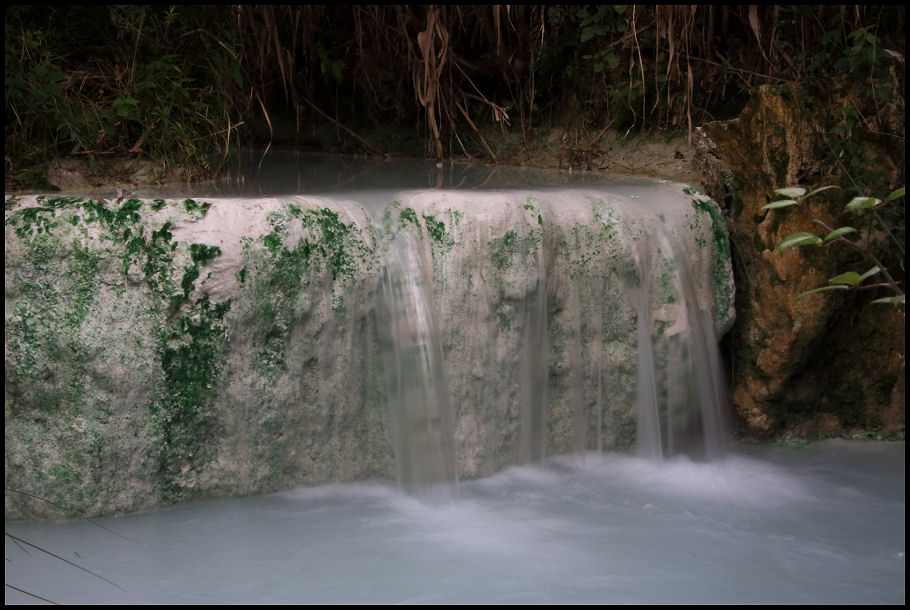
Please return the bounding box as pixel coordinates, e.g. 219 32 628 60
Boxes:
5 440 904 604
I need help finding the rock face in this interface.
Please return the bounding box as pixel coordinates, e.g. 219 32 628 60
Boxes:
695 85 905 440
5 183 734 519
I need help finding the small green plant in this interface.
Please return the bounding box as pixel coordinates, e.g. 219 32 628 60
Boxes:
4 6 246 176
763 185 905 305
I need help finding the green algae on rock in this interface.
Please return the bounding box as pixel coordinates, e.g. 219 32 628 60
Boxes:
5 184 734 519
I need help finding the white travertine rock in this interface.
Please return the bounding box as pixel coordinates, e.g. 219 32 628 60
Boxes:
4 182 733 518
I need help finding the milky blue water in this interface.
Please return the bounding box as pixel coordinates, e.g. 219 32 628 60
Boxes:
5 439 903 604
7 154 904 604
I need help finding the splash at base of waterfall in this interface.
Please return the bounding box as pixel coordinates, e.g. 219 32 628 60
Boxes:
5 440 903 604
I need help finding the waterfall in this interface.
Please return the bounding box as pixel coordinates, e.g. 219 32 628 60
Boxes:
517 239 550 464
376 190 730 498
668 237 730 461
377 228 458 500
630 228 730 461
4 182 735 516
628 236 664 460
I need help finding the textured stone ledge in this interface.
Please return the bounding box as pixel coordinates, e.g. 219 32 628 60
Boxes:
4 183 733 518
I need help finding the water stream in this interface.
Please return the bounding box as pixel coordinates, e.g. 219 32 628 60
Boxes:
5 152 904 603
5 440 904 604
377 228 458 500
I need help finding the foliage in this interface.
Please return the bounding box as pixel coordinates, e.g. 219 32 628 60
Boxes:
763 185 905 305
3 5 906 171
5 5 247 177
534 6 904 132
537 5 748 132
804 16 906 195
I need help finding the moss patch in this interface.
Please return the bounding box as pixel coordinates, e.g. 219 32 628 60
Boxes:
689 192 734 327
5 196 231 513
150 293 231 503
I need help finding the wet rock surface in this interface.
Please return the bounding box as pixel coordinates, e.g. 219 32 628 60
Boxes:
694 86 904 440
5 185 732 518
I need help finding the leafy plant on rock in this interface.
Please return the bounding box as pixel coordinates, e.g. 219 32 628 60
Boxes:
763 185 905 305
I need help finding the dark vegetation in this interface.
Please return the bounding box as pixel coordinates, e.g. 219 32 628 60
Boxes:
3 8 904 600
5 5 904 185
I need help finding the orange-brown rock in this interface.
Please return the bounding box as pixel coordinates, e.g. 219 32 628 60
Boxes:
695 85 905 439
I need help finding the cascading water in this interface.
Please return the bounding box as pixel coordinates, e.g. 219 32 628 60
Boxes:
669 237 731 461
377 227 458 500
375 192 730 494
517 239 550 464
5 175 740 510
628 227 730 461
6 163 902 604
628 236 664 460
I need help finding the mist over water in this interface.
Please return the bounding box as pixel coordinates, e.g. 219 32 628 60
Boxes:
7 156 903 603
5 440 903 604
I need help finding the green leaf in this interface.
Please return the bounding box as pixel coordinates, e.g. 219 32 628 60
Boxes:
773 187 806 198
870 295 905 306
230 64 243 88
884 187 905 202
859 266 881 282
828 271 862 286
778 232 822 253
804 185 839 198
761 199 799 210
845 196 881 211
113 96 140 119
795 285 849 300
822 226 857 242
